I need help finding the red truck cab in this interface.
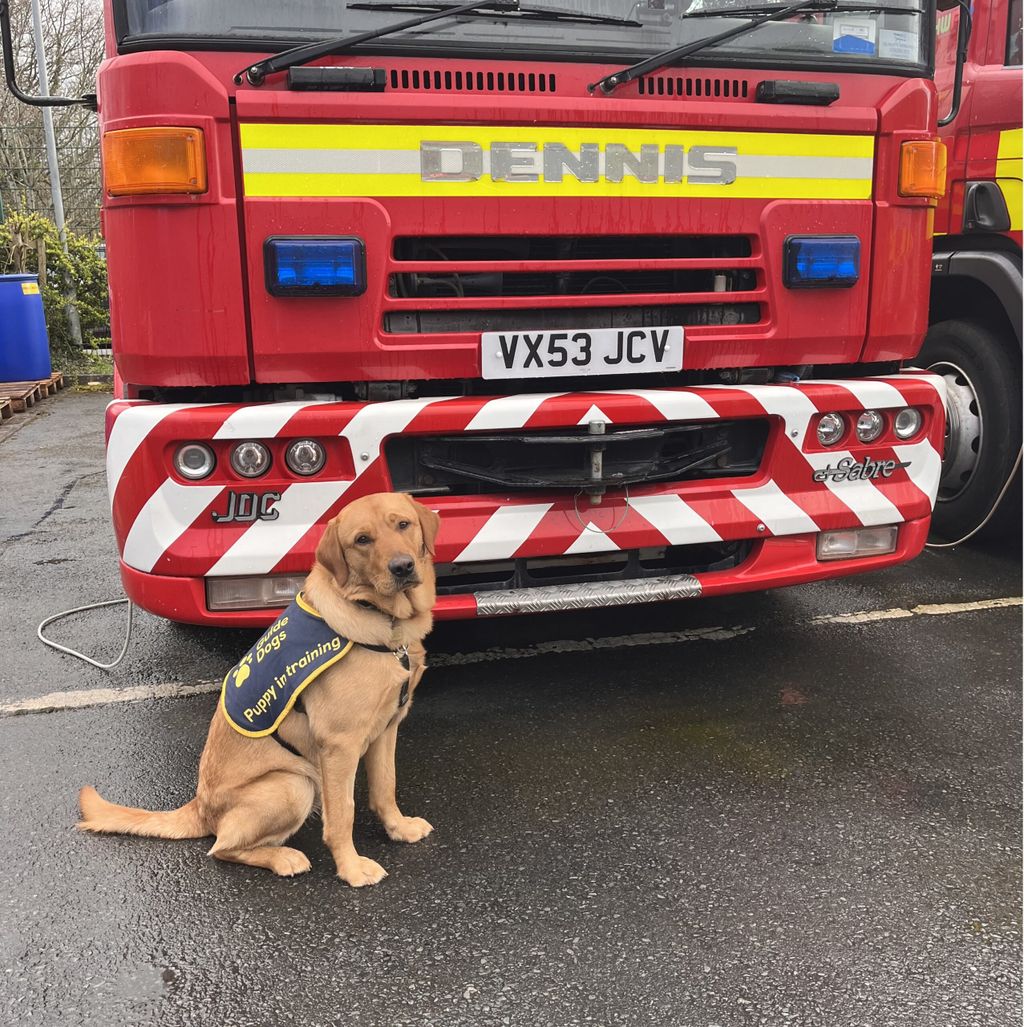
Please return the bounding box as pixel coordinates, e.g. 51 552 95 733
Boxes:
923 0 1022 539
13 0 953 625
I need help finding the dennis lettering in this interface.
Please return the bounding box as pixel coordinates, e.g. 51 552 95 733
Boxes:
420 140 738 185
813 456 911 483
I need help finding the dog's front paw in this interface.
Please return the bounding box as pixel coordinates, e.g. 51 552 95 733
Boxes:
337 855 388 888
385 816 434 843
270 847 312 877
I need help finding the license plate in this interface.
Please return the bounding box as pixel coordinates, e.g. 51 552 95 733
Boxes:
481 326 684 380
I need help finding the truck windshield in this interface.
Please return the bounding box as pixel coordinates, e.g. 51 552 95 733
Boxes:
116 0 930 71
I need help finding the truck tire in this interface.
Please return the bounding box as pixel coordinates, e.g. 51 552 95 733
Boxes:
918 319 1022 541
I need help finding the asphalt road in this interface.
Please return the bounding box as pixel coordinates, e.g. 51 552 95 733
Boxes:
0 392 1020 1027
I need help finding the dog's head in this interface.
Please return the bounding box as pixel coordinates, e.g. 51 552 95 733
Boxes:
314 493 440 606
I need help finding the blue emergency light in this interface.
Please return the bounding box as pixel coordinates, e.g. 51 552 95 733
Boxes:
264 237 366 297
783 235 860 289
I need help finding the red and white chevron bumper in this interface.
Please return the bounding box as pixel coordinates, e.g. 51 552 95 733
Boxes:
106 373 945 626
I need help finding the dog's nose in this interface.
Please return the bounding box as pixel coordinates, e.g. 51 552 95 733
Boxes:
389 555 415 580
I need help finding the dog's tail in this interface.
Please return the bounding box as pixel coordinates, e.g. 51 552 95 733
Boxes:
77 786 207 839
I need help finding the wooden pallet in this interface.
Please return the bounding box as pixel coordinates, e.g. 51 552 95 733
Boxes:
0 373 65 413
0 398 12 421
0 384 41 412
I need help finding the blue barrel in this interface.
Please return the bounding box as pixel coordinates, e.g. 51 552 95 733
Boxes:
0 274 52 382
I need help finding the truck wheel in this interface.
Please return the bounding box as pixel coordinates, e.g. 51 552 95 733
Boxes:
918 319 1022 541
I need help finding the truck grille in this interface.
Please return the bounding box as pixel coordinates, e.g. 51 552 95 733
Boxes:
434 541 753 596
384 234 765 335
385 417 768 496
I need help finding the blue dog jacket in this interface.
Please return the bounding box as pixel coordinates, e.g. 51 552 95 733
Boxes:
220 593 353 737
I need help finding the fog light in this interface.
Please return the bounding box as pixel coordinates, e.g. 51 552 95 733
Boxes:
894 407 923 440
783 235 860 288
855 410 885 443
816 412 846 446
174 442 215 480
286 438 326 476
230 441 271 478
207 574 305 611
817 525 899 561
264 237 366 297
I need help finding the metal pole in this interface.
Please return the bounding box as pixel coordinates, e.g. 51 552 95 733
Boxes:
29 0 83 347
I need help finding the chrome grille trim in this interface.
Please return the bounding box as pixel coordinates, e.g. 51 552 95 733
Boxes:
473 573 702 616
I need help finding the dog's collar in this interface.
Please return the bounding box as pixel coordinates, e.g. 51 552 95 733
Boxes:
305 594 412 671
357 640 411 673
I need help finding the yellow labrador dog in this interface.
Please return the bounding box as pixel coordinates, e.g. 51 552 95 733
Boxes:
79 492 439 887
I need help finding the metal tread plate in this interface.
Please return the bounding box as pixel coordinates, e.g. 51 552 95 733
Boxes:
473 573 702 617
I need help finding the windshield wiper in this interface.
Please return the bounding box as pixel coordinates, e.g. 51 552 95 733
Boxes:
349 2 641 26
680 2 919 14
238 0 639 86
590 0 913 94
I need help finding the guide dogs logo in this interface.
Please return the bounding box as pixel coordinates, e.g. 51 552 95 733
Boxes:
232 654 253 688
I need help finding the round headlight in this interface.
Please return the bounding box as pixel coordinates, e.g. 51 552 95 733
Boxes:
816 412 846 447
855 410 885 443
285 439 326 476
230 441 271 478
894 407 923 440
174 443 215 480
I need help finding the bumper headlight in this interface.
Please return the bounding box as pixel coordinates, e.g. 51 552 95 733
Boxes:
816 412 846 447
174 443 215 480
855 410 885 443
894 407 923 440
207 574 304 611
285 439 326 476
817 525 899 561
230 441 271 478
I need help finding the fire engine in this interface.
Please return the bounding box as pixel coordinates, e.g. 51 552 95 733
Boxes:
2 0 954 626
923 0 1021 540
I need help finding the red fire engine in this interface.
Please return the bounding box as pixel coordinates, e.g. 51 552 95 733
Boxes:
921 0 1021 540
3 0 953 626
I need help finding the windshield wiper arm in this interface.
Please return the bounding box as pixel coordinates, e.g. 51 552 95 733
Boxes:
349 2 641 26
681 2 919 15
238 0 510 85
591 0 843 94
238 0 639 86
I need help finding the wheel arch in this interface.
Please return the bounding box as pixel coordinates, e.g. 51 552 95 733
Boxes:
929 249 1023 350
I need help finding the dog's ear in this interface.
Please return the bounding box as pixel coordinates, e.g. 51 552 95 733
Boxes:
315 518 348 587
408 497 440 557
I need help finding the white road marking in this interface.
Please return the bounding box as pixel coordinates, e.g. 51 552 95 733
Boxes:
2 596 1019 719
809 596 1023 624
1 680 221 717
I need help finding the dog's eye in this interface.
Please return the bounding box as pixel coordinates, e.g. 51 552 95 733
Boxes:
355 535 372 546
397 520 410 531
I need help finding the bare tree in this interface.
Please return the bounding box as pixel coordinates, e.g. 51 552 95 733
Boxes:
0 0 104 235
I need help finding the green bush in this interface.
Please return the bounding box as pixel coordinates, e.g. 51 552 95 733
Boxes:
0 212 109 368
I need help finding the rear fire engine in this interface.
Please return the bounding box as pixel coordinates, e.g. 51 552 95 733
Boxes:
3 0 951 625
921 0 1021 540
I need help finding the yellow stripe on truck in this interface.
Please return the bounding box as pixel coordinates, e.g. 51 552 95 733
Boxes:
239 123 876 201
997 127 1022 231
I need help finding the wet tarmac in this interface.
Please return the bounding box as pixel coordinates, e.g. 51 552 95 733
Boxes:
0 392 1020 1027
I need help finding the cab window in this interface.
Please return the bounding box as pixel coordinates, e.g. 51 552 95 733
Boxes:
1007 0 1022 65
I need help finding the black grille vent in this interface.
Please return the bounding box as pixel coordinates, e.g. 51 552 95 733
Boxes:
386 419 768 497
388 68 556 93
394 235 753 261
637 76 749 99
384 303 761 334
